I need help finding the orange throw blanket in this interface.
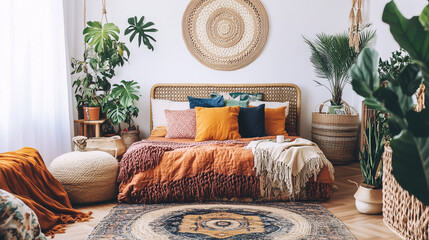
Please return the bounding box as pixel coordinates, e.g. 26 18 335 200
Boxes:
0 148 91 235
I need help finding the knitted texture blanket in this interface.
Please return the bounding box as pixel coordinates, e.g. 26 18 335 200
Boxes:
118 139 245 182
244 138 334 199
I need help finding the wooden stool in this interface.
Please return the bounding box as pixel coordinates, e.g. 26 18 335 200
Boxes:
74 119 106 137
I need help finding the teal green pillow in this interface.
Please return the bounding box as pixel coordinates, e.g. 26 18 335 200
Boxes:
224 99 249 108
210 92 263 101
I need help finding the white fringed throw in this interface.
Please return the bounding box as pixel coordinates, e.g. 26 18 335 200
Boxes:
245 138 334 200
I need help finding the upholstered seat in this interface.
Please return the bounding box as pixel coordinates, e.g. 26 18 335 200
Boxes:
49 151 118 204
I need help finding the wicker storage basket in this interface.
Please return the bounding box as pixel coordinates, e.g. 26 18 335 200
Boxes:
311 101 359 165
382 146 429 239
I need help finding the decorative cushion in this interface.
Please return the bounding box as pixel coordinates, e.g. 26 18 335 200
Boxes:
225 99 249 108
48 151 118 204
150 126 168 137
265 107 288 136
165 109 197 139
250 101 290 119
238 104 265 138
0 189 46 240
151 99 190 128
195 106 241 141
210 92 263 101
188 96 224 109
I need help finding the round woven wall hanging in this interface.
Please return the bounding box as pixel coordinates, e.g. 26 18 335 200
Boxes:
182 0 269 71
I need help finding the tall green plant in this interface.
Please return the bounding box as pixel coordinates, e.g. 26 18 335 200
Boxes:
303 30 375 106
360 113 386 187
350 1 429 205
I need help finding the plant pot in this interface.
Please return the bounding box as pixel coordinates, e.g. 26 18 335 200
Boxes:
121 126 141 148
83 107 100 121
328 105 343 114
78 106 84 119
354 184 382 214
382 146 428 239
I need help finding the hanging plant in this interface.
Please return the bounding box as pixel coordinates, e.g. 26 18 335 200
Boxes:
125 16 158 51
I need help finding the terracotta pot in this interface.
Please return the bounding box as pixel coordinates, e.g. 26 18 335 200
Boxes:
121 126 141 148
354 184 382 214
83 107 100 121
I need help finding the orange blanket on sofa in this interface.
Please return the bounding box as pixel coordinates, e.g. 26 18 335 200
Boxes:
0 147 91 235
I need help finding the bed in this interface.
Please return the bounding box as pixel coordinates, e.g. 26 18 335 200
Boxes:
117 83 333 204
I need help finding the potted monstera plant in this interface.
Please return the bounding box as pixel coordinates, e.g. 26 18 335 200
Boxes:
102 80 141 148
351 1 429 237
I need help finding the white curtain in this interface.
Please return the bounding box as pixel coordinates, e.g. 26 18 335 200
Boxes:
0 0 73 165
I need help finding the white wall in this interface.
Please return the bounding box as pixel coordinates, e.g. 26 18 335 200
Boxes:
66 0 426 139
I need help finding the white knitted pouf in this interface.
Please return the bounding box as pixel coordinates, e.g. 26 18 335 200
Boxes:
49 151 118 204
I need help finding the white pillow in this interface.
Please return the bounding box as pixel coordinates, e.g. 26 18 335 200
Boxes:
151 99 189 129
251 101 290 118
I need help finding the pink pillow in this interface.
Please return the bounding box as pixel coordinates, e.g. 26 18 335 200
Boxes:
165 109 196 139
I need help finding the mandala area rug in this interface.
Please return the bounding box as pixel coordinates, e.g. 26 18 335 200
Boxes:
88 202 355 240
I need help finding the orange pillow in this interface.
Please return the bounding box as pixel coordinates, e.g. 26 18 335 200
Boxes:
195 106 241 141
150 126 167 137
265 107 288 136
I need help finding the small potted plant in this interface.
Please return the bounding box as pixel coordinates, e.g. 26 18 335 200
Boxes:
102 80 141 147
354 113 387 214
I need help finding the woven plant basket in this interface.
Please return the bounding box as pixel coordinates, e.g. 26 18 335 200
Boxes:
382 146 429 239
311 100 359 165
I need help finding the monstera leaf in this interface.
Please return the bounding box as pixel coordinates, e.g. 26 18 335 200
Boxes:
110 80 141 107
125 16 158 50
83 21 120 53
104 103 127 126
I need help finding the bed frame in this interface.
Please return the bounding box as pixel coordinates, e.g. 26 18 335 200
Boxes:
150 83 301 135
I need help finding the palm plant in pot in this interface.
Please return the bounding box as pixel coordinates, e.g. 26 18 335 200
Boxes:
102 80 141 148
304 30 375 165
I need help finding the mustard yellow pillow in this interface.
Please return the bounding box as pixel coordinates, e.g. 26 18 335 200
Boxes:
195 106 241 141
150 126 167 137
265 107 288 136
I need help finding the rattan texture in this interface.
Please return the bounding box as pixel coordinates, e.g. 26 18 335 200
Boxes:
150 83 301 135
182 0 269 71
382 146 429 240
311 112 359 165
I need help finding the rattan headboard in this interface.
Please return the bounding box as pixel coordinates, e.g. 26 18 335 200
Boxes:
150 83 301 135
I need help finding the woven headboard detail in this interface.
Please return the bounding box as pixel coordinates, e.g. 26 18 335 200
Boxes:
150 83 301 135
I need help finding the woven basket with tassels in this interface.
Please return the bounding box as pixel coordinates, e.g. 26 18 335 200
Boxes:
311 100 359 165
382 84 428 240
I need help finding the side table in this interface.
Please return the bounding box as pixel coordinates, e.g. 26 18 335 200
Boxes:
74 119 106 137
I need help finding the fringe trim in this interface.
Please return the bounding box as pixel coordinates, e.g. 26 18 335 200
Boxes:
43 212 93 238
252 148 334 201
118 172 260 204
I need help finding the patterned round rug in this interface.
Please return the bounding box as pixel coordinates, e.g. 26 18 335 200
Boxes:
88 202 355 239
182 0 269 71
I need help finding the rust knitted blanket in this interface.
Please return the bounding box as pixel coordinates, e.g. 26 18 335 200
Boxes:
118 139 246 182
0 148 91 236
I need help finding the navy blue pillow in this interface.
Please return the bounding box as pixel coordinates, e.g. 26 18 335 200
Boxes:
188 96 224 109
238 104 265 138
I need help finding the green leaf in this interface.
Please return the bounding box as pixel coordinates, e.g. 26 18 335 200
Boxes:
407 109 429 137
125 16 158 50
111 80 141 107
351 48 380 98
383 1 429 68
419 5 429 31
83 21 120 53
105 103 127 126
390 130 429 205
397 64 423 96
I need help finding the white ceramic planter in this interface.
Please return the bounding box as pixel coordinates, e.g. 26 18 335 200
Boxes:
354 185 383 215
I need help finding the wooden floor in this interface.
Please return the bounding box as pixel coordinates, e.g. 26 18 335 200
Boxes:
52 163 400 240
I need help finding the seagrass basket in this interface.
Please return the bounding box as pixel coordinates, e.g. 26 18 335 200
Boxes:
382 146 429 239
311 101 359 165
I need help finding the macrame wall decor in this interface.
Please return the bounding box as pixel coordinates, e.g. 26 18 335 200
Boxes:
349 0 363 52
182 0 269 71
